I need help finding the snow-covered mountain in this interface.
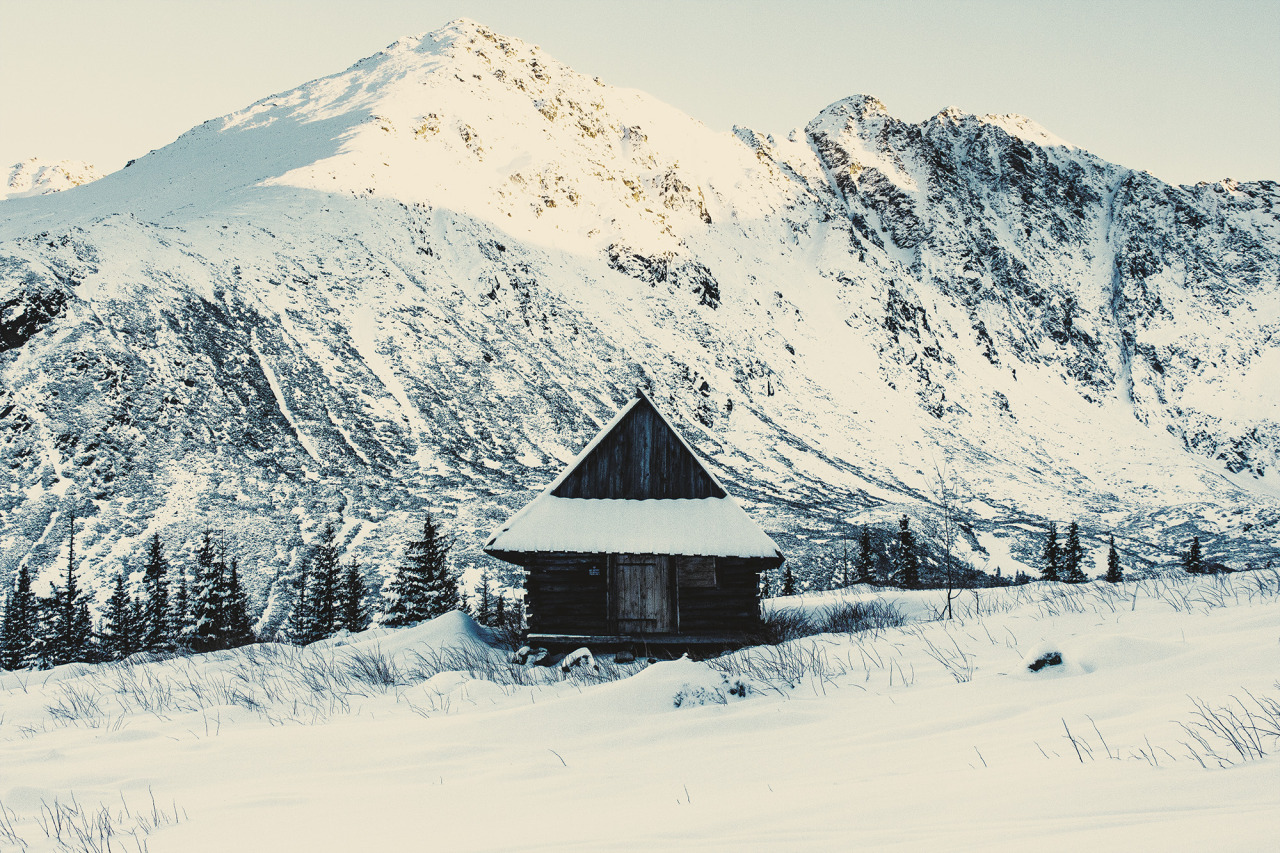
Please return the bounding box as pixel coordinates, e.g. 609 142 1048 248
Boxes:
1 19 1276 610
4 157 102 200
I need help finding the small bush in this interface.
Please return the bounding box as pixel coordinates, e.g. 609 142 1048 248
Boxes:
756 599 907 644
754 608 816 644
818 600 907 634
344 646 401 687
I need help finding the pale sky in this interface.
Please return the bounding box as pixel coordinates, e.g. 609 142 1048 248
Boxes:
1 0 1277 186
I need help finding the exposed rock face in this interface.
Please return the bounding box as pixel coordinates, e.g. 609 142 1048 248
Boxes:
0 20 1276 613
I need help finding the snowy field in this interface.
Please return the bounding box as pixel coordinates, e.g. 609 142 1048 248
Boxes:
2 573 1278 851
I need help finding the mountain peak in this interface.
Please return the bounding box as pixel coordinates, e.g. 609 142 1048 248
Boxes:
808 94 890 129
379 18 531 59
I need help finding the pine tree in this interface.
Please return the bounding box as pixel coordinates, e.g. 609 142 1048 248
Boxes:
1062 521 1087 583
190 529 224 653
140 533 170 651
338 557 368 633
895 516 919 589
222 558 255 648
35 511 94 668
101 572 138 660
855 526 875 584
1 567 37 670
1041 522 1060 582
383 513 458 625
1182 536 1204 574
1104 535 1122 583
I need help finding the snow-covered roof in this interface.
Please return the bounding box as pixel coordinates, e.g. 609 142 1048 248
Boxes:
484 495 782 558
485 390 782 560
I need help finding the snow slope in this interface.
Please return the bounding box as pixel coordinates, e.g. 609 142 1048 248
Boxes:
1 573 1277 850
0 19 1277 609
3 158 102 201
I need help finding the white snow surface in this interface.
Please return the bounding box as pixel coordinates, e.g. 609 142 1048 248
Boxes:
485 495 781 557
2 573 1278 851
3 157 102 200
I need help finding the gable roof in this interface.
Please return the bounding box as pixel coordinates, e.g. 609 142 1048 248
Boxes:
550 391 725 500
484 390 783 561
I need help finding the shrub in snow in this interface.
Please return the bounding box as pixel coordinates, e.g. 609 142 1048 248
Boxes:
757 599 907 643
673 675 756 708
512 645 547 665
1028 651 1063 672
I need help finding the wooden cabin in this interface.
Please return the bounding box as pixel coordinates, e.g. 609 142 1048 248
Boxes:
484 390 785 651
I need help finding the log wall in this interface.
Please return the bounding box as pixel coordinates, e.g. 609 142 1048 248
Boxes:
522 552 767 636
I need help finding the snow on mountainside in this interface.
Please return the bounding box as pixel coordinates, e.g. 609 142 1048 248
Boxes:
0 19 1277 615
3 157 102 200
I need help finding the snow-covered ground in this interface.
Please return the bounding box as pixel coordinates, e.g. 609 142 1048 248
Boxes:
2 572 1277 851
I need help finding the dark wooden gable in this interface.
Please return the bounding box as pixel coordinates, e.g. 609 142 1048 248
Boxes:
552 395 726 500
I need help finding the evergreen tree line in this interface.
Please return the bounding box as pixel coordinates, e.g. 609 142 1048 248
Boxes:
1 510 518 672
769 516 1224 598
0 515 260 670
768 516 992 596
1043 524 1224 584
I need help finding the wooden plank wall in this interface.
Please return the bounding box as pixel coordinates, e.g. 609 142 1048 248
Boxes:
675 557 765 633
524 554 609 635
523 552 766 636
552 397 725 500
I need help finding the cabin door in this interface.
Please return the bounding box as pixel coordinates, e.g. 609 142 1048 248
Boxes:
611 554 675 634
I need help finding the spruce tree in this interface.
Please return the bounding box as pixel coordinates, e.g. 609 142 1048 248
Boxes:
288 525 341 645
168 568 192 652
140 533 171 651
222 558 255 648
1041 522 1060 582
338 557 369 633
383 513 457 625
473 569 493 626
780 563 796 596
35 511 94 668
286 567 321 645
101 572 138 660
1 567 37 670
1183 536 1204 574
1104 535 1122 583
190 529 224 653
855 526 875 584
1062 522 1087 583
896 516 919 589
289 556 330 645
311 524 341 636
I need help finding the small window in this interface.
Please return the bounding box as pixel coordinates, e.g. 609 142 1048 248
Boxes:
677 556 716 588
